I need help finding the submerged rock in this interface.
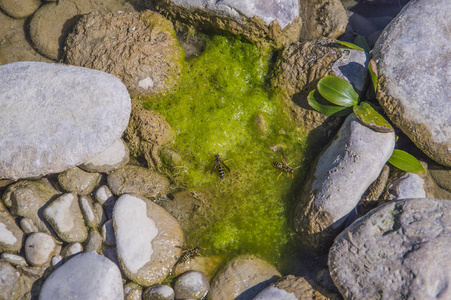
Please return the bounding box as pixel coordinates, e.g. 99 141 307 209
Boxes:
153 0 302 49
113 194 184 286
0 62 131 179
294 114 395 253
142 284 174 300
39 252 124 300
373 0 451 167
207 255 281 300
174 270 209 300
65 10 184 96
0 0 41 19
329 198 451 299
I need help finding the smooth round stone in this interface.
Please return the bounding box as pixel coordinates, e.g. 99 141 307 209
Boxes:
24 232 56 267
80 139 129 173
0 61 131 179
39 251 124 300
174 271 209 299
142 284 174 300
0 0 41 19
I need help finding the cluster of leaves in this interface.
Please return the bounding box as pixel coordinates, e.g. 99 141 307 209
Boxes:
307 42 424 174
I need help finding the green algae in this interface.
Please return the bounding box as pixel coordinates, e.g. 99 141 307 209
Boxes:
141 35 310 270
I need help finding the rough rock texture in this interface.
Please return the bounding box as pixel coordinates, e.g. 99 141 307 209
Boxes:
39 251 124 299
107 165 170 200
298 0 348 40
0 202 23 253
373 0 451 167
207 255 281 300
294 114 395 253
0 62 131 179
113 194 184 286
2 178 60 234
153 0 302 49
124 282 142 300
329 198 451 299
58 167 102 195
80 139 130 173
65 10 184 96
123 103 175 169
270 38 369 142
0 0 41 19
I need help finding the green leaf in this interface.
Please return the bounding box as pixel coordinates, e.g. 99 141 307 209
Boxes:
353 35 371 52
307 90 353 116
368 59 378 93
353 102 393 133
317 76 359 107
389 149 426 174
336 41 365 51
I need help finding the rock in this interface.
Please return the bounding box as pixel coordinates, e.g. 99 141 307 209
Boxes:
2 178 59 234
0 11 53 65
39 251 124 299
58 167 102 195
172 255 224 282
43 193 88 243
24 232 56 267
0 202 23 253
107 165 170 200
294 114 395 253
298 0 348 40
143 284 174 300
20 217 37 234
0 0 41 18
1 253 27 266
373 0 451 167
79 195 102 228
0 62 131 179
329 198 451 299
65 10 184 97
270 38 369 142
208 255 281 300
388 173 426 200
113 194 184 286
123 103 175 169
51 255 63 268
84 229 103 253
429 163 451 193
95 185 116 220
0 261 21 299
153 0 302 49
174 271 209 299
61 243 84 258
102 220 116 246
80 139 130 173
124 282 142 300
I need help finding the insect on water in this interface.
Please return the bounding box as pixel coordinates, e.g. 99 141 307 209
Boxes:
175 245 203 266
268 152 299 181
210 154 231 180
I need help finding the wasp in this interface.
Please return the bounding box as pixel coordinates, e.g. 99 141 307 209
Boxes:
269 152 299 181
210 154 231 180
175 245 202 266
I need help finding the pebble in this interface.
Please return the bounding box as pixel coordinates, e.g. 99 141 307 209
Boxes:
58 167 102 195
0 61 131 179
101 220 116 246
95 185 116 220
19 217 37 234
43 193 88 243
84 229 103 253
80 139 130 172
79 195 101 228
39 251 124 300
0 261 21 300
61 242 83 258
388 173 426 200
0 202 24 253
174 270 209 299
142 284 174 300
124 282 142 300
253 286 297 300
0 0 41 19
24 232 56 267
1 253 27 266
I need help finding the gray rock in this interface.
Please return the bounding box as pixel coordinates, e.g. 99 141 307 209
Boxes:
20 217 38 234
2 178 59 234
39 251 124 299
80 139 130 173
329 198 451 299
79 195 101 228
1 253 27 266
143 284 174 300
253 286 297 300
294 114 395 253
43 193 88 243
153 0 302 49
124 282 143 300
24 232 56 267
58 167 102 195
113 194 184 286
61 243 83 258
0 0 41 18
107 165 170 200
208 255 281 300
388 173 426 200
0 62 131 179
174 271 209 299
65 10 184 97
0 202 23 253
51 255 63 268
373 0 451 167
84 229 103 253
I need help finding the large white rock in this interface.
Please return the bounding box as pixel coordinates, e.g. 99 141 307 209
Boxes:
0 61 131 179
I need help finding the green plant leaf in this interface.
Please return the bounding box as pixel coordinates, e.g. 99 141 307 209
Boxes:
307 90 353 116
336 41 365 51
353 102 393 133
389 149 426 174
353 35 371 52
317 76 359 107
368 59 378 93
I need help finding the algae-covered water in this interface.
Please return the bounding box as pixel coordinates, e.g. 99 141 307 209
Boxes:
142 35 312 271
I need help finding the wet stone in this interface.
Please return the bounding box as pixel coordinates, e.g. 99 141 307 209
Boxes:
102 219 116 247
174 270 209 300
84 229 103 253
0 202 24 253
24 232 56 267
80 139 130 173
79 195 101 228
142 284 174 300
58 167 102 195
124 282 142 300
61 242 83 258
1 253 27 266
